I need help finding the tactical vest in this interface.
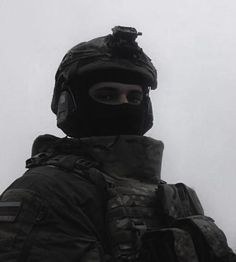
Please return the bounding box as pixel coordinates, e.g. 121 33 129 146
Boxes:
25 135 236 262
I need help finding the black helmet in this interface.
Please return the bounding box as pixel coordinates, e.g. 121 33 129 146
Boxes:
51 26 158 138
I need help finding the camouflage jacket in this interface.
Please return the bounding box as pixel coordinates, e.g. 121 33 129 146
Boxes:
0 135 235 262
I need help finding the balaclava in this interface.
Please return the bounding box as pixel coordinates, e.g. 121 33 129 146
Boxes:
68 69 152 137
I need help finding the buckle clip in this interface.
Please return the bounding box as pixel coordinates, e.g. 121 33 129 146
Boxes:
26 152 52 168
131 219 147 235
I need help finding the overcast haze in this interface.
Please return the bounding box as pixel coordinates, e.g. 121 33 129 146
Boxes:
0 0 235 249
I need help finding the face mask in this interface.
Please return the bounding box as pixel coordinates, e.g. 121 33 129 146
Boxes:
66 71 153 138
75 92 147 137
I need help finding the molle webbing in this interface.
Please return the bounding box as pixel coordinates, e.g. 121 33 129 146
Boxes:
104 176 161 261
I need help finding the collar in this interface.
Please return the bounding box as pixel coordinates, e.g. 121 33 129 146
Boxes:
31 134 164 183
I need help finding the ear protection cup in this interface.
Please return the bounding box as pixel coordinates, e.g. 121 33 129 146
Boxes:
142 95 154 134
56 89 79 137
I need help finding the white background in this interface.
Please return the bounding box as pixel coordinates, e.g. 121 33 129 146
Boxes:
0 0 235 250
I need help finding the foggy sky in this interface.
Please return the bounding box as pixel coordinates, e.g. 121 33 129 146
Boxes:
0 0 235 249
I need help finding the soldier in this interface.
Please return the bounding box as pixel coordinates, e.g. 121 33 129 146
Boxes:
0 26 235 262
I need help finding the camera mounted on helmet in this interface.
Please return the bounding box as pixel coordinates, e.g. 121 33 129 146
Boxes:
107 26 143 59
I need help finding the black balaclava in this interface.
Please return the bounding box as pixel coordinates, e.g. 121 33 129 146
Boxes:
69 70 152 137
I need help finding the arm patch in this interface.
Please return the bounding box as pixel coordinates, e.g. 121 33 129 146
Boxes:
0 201 22 222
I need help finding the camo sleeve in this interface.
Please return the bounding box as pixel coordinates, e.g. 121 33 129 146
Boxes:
0 165 109 262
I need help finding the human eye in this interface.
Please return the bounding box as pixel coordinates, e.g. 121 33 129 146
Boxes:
127 90 143 105
95 92 115 101
94 88 118 103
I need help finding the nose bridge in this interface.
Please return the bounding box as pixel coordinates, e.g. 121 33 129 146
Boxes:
120 93 129 104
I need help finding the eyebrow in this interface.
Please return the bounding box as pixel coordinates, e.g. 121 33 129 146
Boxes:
95 87 118 92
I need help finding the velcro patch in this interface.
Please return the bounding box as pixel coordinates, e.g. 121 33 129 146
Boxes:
0 201 22 222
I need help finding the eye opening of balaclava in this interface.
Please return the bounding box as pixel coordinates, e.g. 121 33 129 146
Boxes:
68 69 152 137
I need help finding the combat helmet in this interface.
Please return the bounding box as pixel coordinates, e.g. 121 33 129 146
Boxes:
51 26 158 138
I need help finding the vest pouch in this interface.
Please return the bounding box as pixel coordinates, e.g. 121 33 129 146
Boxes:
140 228 199 262
0 188 47 260
156 183 204 220
173 216 236 262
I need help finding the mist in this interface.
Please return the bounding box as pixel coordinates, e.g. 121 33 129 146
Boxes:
0 0 235 249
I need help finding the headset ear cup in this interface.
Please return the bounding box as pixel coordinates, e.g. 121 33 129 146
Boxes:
143 96 154 134
56 90 77 136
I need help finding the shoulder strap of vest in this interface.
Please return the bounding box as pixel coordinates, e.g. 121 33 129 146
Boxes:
26 152 99 170
26 152 107 192
26 152 54 168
